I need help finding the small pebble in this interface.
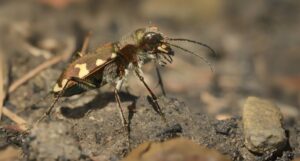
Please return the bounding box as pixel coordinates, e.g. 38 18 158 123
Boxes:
216 114 232 121
243 96 286 153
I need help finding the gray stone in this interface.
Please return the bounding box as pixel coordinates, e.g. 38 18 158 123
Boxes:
243 96 286 153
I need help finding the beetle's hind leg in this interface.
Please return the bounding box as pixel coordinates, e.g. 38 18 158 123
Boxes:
34 79 71 126
35 77 97 126
69 77 99 90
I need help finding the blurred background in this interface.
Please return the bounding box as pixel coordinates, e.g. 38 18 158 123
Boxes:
0 0 299 125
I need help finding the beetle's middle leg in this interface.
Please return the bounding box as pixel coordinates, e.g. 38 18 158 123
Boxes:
114 80 131 148
114 88 128 130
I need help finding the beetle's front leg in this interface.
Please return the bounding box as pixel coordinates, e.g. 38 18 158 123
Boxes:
155 65 166 96
134 69 166 123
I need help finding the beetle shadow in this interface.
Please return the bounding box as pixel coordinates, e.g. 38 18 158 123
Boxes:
60 91 138 120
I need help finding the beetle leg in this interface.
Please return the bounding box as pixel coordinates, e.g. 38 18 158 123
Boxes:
35 79 72 125
114 87 128 128
114 85 131 148
135 70 166 123
155 65 166 96
35 77 97 125
69 77 99 90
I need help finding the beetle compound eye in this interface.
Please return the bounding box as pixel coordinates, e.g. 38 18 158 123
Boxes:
144 32 163 45
144 32 155 39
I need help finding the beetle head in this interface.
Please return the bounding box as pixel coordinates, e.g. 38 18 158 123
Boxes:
136 27 174 65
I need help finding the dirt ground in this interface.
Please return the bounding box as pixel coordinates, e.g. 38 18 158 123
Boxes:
0 0 300 161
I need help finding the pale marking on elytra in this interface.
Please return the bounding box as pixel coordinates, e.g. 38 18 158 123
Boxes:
75 63 89 78
111 53 117 58
96 59 105 66
53 79 68 92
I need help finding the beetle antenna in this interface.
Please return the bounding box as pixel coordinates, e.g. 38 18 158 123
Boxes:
166 38 216 57
165 42 214 72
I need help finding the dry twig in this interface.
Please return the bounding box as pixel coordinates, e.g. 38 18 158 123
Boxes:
80 31 91 54
23 41 52 59
2 37 75 130
2 107 27 131
8 38 75 93
0 51 6 120
8 53 67 93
